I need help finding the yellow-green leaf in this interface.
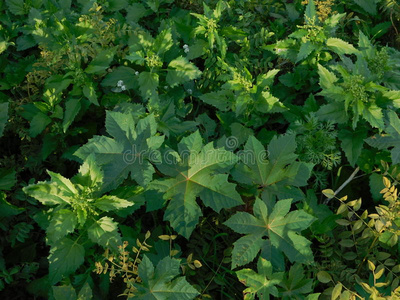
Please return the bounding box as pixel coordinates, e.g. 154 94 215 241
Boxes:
331 282 342 300
317 271 332 283
323 189 335 199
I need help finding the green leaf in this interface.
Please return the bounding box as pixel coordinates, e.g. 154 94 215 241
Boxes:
384 90 400 108
331 282 342 300
0 41 8 55
387 110 400 136
186 40 207 60
304 0 317 25
230 234 264 269
199 90 233 112
362 104 384 130
0 168 16 190
0 102 9 137
232 135 313 201
318 64 338 90
157 102 198 137
322 189 335 199
41 134 58 160
225 198 315 268
87 216 122 250
126 3 149 22
153 28 173 55
29 112 52 137
85 47 117 74
134 255 200 300
326 38 358 55
23 182 71 206
47 171 78 196
83 82 99 106
108 0 128 11
354 0 377 15
296 41 316 63
279 264 313 298
236 257 282 300
0 192 24 218
48 237 85 284
77 282 92 300
75 112 164 191
365 134 400 164
151 131 242 238
317 271 332 283
369 173 385 201
101 66 137 90
53 285 77 300
75 153 104 188
166 57 202 87
256 91 286 113
63 98 81 133
139 72 159 100
126 51 146 65
338 128 367 166
94 195 133 212
47 209 78 243
306 294 322 300
6 0 26 15
316 102 348 124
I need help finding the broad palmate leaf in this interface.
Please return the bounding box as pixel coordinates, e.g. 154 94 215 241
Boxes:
75 112 164 191
132 255 199 300
232 135 313 201
225 198 316 268
151 130 243 238
236 257 284 300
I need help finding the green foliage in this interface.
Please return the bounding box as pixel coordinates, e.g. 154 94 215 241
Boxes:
151 130 242 238
232 134 314 201
0 102 8 137
1 0 400 298
289 113 341 170
225 197 315 268
23 155 132 284
366 110 400 164
317 166 400 299
133 255 199 299
52 282 92 300
236 257 284 299
75 112 164 191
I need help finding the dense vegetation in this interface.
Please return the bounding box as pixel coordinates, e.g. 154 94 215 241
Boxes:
1 0 400 299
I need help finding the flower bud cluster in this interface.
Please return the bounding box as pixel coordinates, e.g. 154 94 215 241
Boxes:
117 80 126 91
183 44 190 53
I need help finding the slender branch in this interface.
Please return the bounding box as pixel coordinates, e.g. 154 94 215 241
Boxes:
324 167 360 205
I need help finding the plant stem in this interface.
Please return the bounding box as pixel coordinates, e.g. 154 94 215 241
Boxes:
324 167 360 204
